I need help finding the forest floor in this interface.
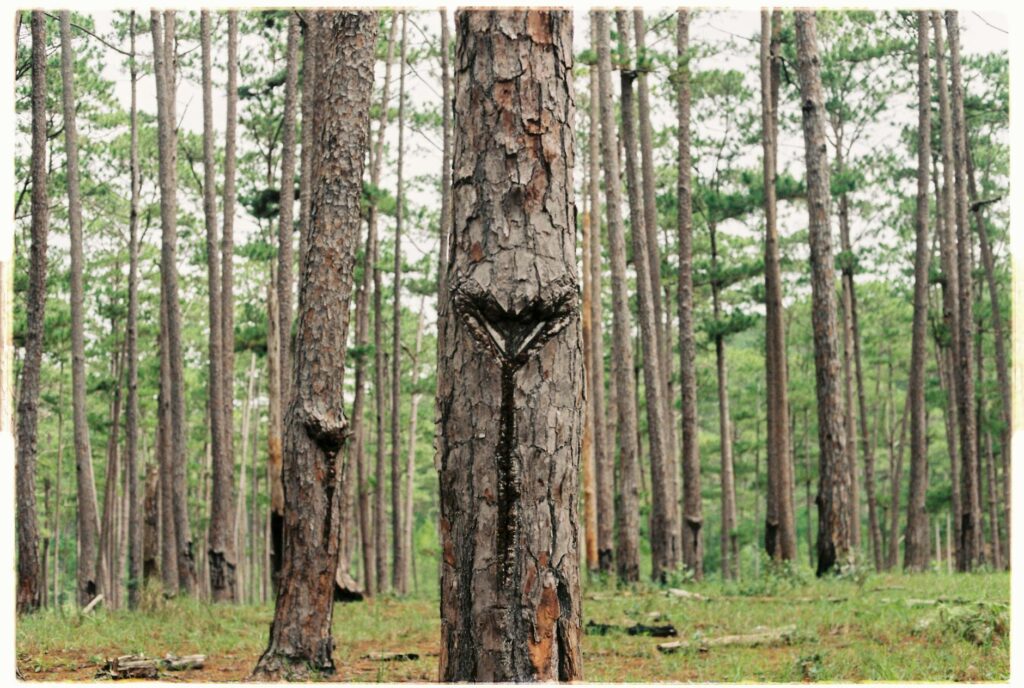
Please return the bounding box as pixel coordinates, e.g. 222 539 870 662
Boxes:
16 570 1008 682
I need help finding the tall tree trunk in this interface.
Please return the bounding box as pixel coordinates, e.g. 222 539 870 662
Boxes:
157 289 178 593
794 11 853 576
904 12 932 571
581 171 597 574
143 461 160 582
15 10 48 614
931 12 962 565
235 353 257 602
595 9 640 583
201 10 236 602
266 264 283 592
439 11 583 680
945 11 982 571
98 334 124 608
403 298 426 593
252 11 375 678
62 11 102 606
676 10 703 580
615 10 677 582
761 9 796 563
297 12 315 277
888 355 910 571
391 12 409 595
587 13 613 575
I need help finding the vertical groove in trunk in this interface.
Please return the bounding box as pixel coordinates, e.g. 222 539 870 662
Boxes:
439 11 583 680
794 11 852 576
16 10 48 615
676 10 703 580
905 13 932 572
252 12 375 679
595 9 640 583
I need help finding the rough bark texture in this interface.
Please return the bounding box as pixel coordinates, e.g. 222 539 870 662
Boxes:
945 11 982 572
61 11 102 607
16 10 48 615
676 10 703 580
252 11 375 679
795 11 853 576
266 263 283 592
760 10 796 563
595 10 640 583
438 10 583 681
904 13 932 572
616 10 678 582
836 171 861 553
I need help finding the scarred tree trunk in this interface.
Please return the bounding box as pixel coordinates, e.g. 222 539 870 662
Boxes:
761 9 796 563
438 10 583 681
795 11 853 576
595 9 640 583
904 12 932 572
15 10 48 615
676 10 703 580
62 11 102 606
587 13 613 575
252 11 375 679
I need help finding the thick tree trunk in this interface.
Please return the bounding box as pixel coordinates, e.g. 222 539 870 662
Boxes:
616 10 678 582
587 14 613 575
252 11 375 678
391 12 409 595
62 11 103 607
676 10 703 580
760 9 796 563
904 13 932 572
15 10 48 615
439 11 583 680
945 11 982 571
794 11 853 576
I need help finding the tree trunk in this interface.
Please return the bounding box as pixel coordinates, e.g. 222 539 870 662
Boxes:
760 9 796 563
277 13 300 410
252 11 375 678
587 13 613 575
438 11 583 680
403 298 426 594
234 353 257 601
904 12 932 572
945 11 982 571
581 172 597 574
888 360 910 571
98 332 124 608
15 10 48 614
676 10 703 580
836 172 861 554
157 289 178 593
266 263 283 592
143 462 160 582
794 11 853 576
62 11 103 607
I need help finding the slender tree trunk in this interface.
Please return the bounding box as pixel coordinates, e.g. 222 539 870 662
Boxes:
61 11 103 606
795 11 853 576
266 264 284 592
676 10 703 580
888 362 910 571
761 9 796 563
53 370 65 605
595 10 640 583
905 13 933 571
157 288 178 593
581 176 597 574
15 10 48 614
298 12 315 277
235 352 256 602
143 461 160 582
252 11 375 678
439 11 583 680
98 335 124 608
403 298 425 594
587 14 613 575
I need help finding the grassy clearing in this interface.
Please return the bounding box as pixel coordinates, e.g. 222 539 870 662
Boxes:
16 571 1008 682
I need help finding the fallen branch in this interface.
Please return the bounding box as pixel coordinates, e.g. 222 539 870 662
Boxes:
657 625 798 654
98 653 205 679
666 588 708 601
585 620 677 637
361 652 419 662
82 594 104 614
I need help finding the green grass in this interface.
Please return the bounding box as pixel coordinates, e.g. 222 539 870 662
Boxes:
17 571 1009 682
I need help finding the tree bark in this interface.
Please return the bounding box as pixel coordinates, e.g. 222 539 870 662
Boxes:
266 263 283 592
15 10 48 614
761 9 796 563
794 11 853 576
676 10 703 580
439 11 583 679
581 170 597 574
252 11 375 679
904 12 932 572
403 298 426 593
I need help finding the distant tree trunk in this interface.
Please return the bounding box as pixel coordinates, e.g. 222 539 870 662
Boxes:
438 11 583 680
904 12 932 572
931 12 962 565
760 9 796 563
61 11 102 607
266 264 284 592
436 7 453 454
98 334 124 607
15 10 48 615
297 12 315 276
794 11 853 576
157 289 178 593
595 9 640 583
252 11 375 678
587 13 613 575
201 10 236 602
676 10 703 580
234 353 257 601
945 11 982 571
403 299 426 593
143 462 160 582
581 168 596 573
391 12 409 595
888 357 909 571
